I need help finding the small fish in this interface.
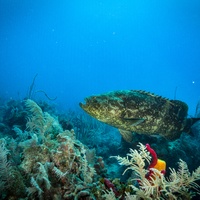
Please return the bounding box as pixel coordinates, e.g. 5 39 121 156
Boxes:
79 90 200 142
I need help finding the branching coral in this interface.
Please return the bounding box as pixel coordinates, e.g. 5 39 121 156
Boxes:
102 188 117 200
165 159 200 199
113 143 151 180
28 176 43 197
0 140 26 198
0 140 11 192
113 143 200 199
52 165 68 180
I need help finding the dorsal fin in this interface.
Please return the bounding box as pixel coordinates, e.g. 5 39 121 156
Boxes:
133 90 170 101
170 100 188 108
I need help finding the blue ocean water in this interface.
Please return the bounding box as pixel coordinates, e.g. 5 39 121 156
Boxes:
0 0 200 115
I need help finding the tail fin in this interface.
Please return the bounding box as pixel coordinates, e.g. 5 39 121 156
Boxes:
184 118 200 134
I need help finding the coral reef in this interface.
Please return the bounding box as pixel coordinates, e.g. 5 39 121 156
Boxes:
0 99 102 199
0 98 200 199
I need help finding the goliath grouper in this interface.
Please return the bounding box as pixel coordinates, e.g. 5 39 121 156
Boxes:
79 90 200 142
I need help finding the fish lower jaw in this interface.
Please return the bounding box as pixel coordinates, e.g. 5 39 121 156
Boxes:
79 102 84 108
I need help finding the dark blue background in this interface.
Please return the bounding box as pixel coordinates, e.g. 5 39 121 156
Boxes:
0 0 199 115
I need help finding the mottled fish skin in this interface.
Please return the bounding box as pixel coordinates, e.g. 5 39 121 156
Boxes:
79 90 200 141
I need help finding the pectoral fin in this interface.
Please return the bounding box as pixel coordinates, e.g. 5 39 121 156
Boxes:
163 132 181 141
119 129 133 143
123 118 145 126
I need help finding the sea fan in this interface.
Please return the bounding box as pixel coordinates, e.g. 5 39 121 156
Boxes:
25 99 62 138
25 99 45 134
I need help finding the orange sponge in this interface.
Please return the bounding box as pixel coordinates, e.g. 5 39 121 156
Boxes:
154 159 166 172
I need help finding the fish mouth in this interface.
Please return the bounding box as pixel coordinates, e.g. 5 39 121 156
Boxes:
79 98 95 116
79 97 100 113
79 98 89 110
79 102 84 108
79 101 86 109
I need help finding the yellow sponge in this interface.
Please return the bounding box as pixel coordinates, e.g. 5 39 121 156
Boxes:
154 159 166 172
